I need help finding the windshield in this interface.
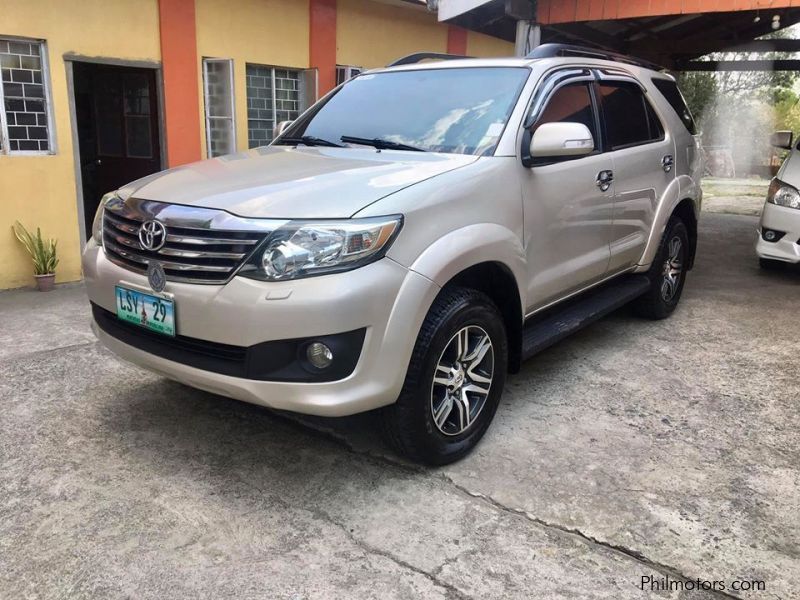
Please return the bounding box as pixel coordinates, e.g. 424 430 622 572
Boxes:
282 67 529 156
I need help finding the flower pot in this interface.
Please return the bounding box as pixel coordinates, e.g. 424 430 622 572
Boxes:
34 273 55 292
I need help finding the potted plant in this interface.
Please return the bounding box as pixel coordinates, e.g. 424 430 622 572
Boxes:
12 221 59 291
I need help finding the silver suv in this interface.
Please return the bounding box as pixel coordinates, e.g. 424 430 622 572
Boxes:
83 45 703 465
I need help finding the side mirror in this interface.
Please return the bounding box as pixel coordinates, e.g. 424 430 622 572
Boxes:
770 130 793 150
274 120 294 138
530 122 595 158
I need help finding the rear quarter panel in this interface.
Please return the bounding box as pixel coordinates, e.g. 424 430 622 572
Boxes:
635 76 703 269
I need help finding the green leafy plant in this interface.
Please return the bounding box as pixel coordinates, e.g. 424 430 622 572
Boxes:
12 221 59 275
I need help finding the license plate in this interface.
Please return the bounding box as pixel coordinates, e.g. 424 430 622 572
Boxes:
115 285 175 336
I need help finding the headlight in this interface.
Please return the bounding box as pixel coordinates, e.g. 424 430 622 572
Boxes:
91 191 119 245
239 215 403 281
767 179 800 210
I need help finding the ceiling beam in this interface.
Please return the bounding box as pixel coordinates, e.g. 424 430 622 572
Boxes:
545 23 620 52
678 59 800 71
666 37 800 59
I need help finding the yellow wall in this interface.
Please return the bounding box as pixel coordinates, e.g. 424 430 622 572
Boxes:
195 0 310 158
467 30 515 57
0 0 161 289
0 0 514 289
336 0 446 69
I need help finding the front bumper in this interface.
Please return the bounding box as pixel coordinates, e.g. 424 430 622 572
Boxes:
755 202 800 264
83 241 441 416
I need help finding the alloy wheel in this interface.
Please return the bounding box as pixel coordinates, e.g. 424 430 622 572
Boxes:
430 325 494 436
661 235 684 302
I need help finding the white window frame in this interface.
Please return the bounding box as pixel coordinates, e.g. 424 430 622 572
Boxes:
336 64 362 86
246 64 317 146
202 57 237 157
0 35 57 156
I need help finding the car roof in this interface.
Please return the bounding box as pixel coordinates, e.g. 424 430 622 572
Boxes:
366 56 670 79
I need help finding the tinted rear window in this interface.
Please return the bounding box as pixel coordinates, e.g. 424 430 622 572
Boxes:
598 82 664 150
652 78 697 135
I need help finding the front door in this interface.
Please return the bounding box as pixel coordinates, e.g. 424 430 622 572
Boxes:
73 62 162 239
521 80 614 312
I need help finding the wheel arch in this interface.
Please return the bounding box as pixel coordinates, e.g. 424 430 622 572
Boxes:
637 176 700 271
443 262 524 373
672 198 698 269
405 224 527 374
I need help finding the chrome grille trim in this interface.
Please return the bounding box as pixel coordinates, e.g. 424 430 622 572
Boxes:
165 233 260 246
101 196 288 284
104 212 139 234
104 239 234 272
158 247 246 260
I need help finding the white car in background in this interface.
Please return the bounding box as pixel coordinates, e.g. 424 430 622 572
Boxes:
758 131 800 268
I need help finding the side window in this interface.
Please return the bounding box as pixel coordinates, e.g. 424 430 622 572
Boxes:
652 78 697 135
0 38 54 154
535 82 597 144
246 65 317 148
598 82 663 150
203 58 237 158
336 65 362 86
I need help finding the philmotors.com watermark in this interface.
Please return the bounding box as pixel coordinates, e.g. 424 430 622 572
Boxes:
641 575 767 593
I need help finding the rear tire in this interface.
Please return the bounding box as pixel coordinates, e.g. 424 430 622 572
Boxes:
634 216 689 320
382 287 508 465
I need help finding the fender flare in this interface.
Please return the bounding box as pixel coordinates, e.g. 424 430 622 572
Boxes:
407 223 527 311
637 175 700 269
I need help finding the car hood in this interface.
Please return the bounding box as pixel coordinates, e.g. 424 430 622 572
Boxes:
118 146 478 219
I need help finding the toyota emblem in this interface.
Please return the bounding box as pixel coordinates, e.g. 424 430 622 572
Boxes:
138 219 167 251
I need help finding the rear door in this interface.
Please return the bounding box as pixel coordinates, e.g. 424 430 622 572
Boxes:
596 76 675 271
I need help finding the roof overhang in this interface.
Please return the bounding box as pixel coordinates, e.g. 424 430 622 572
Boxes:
543 9 800 67
434 2 800 69
434 0 533 41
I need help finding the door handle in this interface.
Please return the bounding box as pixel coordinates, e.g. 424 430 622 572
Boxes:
662 154 674 173
596 170 614 192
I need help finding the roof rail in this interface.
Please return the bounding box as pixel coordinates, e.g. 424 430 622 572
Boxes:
386 52 471 67
526 44 663 71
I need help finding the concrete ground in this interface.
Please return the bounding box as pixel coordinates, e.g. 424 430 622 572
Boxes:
701 178 769 217
1 212 798 599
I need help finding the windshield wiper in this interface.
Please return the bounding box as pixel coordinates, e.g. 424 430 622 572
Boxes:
341 135 426 152
276 135 344 148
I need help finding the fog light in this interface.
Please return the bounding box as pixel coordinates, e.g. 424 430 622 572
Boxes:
306 342 333 369
762 228 785 242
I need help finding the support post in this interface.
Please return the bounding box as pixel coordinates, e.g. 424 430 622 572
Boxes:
514 20 540 57
158 0 203 166
310 0 337 96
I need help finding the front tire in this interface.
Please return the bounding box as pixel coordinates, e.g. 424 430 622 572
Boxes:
634 216 689 320
382 287 508 465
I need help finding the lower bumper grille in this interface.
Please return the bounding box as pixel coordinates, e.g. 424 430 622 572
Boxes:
93 303 247 376
91 303 365 382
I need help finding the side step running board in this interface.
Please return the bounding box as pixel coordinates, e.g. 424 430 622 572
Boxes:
521 275 651 361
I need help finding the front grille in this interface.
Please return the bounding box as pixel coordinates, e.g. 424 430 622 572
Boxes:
102 208 267 284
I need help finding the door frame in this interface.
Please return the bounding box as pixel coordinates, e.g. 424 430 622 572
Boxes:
65 54 167 244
